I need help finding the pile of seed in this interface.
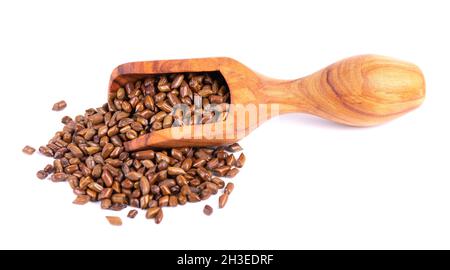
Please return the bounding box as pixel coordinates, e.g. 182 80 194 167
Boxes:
32 72 245 225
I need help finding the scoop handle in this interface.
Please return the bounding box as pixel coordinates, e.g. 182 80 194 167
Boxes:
261 55 425 126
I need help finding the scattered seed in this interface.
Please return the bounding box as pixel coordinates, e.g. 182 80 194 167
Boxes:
22 145 35 155
106 216 122 226
203 205 213 216
73 195 90 205
225 182 234 194
219 193 229 208
36 170 47 180
155 209 163 224
127 209 138 219
236 153 246 168
52 100 67 111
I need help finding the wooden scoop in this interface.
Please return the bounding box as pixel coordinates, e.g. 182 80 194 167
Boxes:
107 55 425 151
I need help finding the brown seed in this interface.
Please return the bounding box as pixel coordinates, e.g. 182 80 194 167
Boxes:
196 167 211 181
188 193 201 203
219 193 229 208
140 195 150 209
51 172 67 182
158 195 170 206
61 116 73 124
44 164 54 173
88 182 104 193
236 153 246 168
86 190 97 200
22 145 35 155
144 95 155 110
225 182 234 194
225 155 236 166
52 100 67 111
111 193 127 204
214 165 231 176
171 74 184 89
107 126 119 137
106 216 122 226
212 177 225 189
101 199 112 209
39 146 53 157
192 159 207 168
134 150 155 160
36 170 47 180
116 88 125 99
178 194 187 205
200 189 212 200
127 171 143 181
151 184 161 195
198 88 213 97
127 210 138 219
181 158 193 171
73 195 90 205
169 195 178 207
148 200 158 209
155 209 163 224
206 158 219 170
227 143 243 152
162 115 173 128
101 169 113 187
139 176 150 195
89 113 104 125
167 167 185 176
203 205 213 216
98 188 113 200
110 203 127 211
167 93 181 106
79 176 93 188
226 168 239 178
141 160 155 169
146 207 160 219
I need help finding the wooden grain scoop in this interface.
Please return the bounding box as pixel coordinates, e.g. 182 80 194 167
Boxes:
107 55 425 151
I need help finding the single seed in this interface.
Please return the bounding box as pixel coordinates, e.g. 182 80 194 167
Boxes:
203 205 213 216
167 166 185 176
134 150 155 160
44 164 54 173
106 216 122 226
101 199 112 209
219 193 229 208
127 171 143 181
226 168 240 178
22 145 35 155
73 195 90 205
155 209 163 224
39 146 53 157
52 100 67 111
51 172 67 182
36 170 47 180
169 195 178 207
225 182 234 194
146 207 160 219
227 143 243 152
236 153 246 168
127 210 138 219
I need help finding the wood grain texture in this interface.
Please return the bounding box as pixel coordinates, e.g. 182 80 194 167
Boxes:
108 55 425 150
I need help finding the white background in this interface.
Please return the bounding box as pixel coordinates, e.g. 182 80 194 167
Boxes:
0 0 449 250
